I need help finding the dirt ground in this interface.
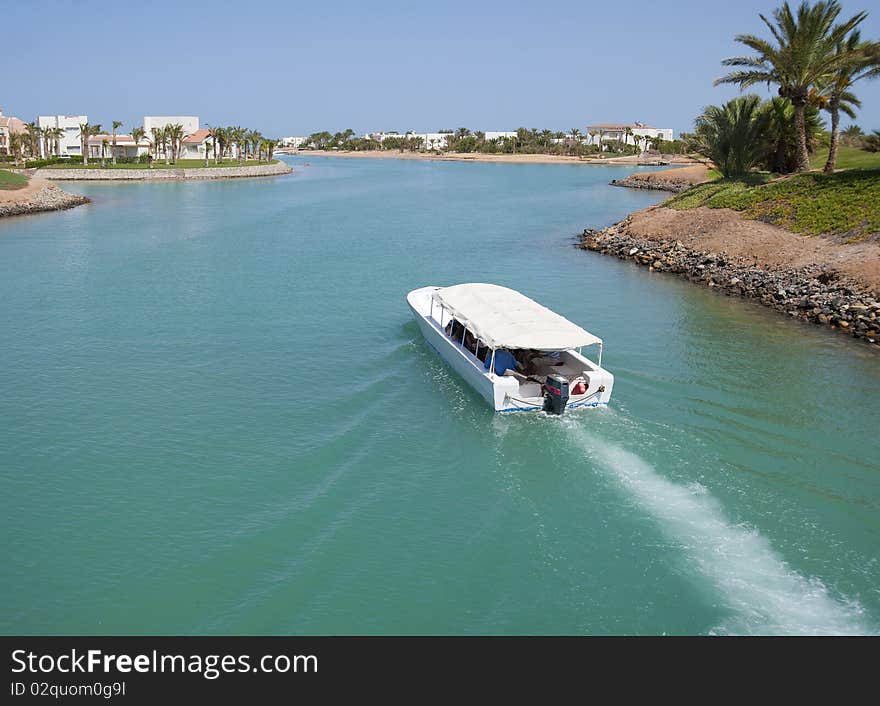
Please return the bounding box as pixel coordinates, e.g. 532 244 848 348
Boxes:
626 205 880 293
0 174 44 204
624 164 713 186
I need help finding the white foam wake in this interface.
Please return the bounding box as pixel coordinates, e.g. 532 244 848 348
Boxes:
574 429 872 635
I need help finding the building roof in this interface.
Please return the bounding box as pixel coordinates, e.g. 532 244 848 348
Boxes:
0 116 27 133
182 128 211 144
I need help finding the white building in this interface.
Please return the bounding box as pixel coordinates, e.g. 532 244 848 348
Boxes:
279 136 306 148
180 129 212 159
37 114 88 157
586 122 674 150
143 116 199 139
364 131 450 150
483 131 517 141
86 134 150 159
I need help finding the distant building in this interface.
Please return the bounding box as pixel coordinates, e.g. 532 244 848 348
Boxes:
363 130 520 150
86 134 149 159
586 122 674 149
37 115 88 157
180 129 212 160
279 136 306 148
483 131 517 141
143 116 199 138
0 108 28 156
364 131 451 150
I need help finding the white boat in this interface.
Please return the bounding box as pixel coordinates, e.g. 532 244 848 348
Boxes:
407 283 614 414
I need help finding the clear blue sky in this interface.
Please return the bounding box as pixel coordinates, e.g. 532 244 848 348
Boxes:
5 0 880 137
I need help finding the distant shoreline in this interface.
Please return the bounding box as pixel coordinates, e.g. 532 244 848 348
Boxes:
285 149 699 167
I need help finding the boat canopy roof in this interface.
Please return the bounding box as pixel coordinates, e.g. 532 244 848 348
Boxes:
432 283 602 351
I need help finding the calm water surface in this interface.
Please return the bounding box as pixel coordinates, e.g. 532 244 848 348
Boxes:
1 156 878 635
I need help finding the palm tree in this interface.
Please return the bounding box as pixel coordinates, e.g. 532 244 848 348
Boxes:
232 126 246 165
9 133 23 167
131 127 146 164
79 123 90 165
157 126 169 165
49 127 64 157
819 31 880 172
110 120 124 164
761 96 824 172
150 127 161 167
716 1 868 172
569 128 582 155
100 137 109 167
206 125 222 164
166 124 184 164
204 140 212 167
249 130 262 161
79 122 100 165
265 139 277 162
694 95 771 177
24 122 40 160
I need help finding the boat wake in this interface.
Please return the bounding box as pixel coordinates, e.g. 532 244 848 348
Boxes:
570 426 873 635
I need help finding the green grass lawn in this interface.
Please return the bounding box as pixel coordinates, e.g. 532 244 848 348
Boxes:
41 159 278 170
810 145 880 171
0 169 28 190
665 169 880 240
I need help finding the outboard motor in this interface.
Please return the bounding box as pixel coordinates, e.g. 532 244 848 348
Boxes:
543 374 570 415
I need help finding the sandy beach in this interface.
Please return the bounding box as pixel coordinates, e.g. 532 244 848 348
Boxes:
286 149 699 167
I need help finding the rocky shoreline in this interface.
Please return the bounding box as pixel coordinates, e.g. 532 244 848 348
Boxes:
579 217 880 348
0 183 89 218
610 175 692 192
35 161 292 181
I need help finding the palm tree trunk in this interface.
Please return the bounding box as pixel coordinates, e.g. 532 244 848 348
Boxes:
794 102 810 172
823 101 839 173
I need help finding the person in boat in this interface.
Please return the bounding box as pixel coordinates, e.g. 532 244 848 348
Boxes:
445 318 463 339
485 348 518 376
513 349 544 377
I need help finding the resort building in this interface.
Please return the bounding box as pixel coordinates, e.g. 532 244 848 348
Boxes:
0 108 27 156
179 129 212 160
279 136 306 148
365 131 450 150
586 122 674 149
86 134 149 159
37 115 88 157
483 131 517 141
363 130 519 150
143 116 200 138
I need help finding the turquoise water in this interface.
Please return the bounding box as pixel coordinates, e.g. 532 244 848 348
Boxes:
1 156 878 635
